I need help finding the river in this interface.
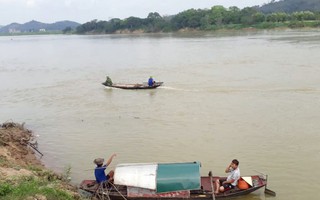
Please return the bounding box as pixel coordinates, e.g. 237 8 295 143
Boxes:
1 29 320 200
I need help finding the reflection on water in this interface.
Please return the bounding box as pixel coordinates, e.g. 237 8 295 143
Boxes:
1 30 320 200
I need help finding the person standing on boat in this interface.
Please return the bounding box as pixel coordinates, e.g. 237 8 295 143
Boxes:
148 76 155 86
214 159 240 194
93 153 116 184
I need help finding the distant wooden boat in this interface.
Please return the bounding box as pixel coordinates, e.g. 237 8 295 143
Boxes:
79 162 275 199
102 82 163 89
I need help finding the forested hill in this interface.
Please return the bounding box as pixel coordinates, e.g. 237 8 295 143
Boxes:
75 0 320 34
0 20 80 33
259 0 320 13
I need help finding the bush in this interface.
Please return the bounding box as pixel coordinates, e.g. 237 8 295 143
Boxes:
254 22 277 29
305 21 320 27
288 21 305 28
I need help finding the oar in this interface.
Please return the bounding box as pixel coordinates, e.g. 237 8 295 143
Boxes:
253 170 276 197
264 175 276 196
265 188 276 196
208 171 216 200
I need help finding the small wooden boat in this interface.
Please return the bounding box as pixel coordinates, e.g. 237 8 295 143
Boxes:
79 162 275 199
102 82 163 89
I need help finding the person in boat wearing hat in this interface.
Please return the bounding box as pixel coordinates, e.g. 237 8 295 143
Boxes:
148 76 155 87
105 76 113 86
214 159 240 194
93 153 117 184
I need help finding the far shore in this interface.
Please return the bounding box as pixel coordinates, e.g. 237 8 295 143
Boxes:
1 26 319 37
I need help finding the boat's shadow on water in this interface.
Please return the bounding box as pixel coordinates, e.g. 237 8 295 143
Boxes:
102 86 159 99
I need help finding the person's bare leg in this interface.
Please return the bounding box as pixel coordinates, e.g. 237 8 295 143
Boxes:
214 179 220 194
219 186 225 193
108 170 114 180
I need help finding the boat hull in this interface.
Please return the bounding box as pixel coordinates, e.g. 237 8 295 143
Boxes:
80 175 266 199
102 82 163 89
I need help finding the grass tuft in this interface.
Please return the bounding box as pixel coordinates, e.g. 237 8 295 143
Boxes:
0 176 74 200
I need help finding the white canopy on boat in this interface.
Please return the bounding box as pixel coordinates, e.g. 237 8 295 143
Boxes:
114 163 158 190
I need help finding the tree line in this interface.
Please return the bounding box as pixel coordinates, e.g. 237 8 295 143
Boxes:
75 6 320 34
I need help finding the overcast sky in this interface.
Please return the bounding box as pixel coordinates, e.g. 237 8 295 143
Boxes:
0 0 270 25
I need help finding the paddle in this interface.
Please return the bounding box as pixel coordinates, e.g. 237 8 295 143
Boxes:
208 171 216 200
264 174 277 196
265 188 277 196
253 171 277 197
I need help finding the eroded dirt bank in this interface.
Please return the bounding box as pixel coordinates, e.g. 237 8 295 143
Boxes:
0 122 81 200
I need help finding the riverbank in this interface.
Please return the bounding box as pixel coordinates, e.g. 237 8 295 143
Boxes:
0 122 82 200
1 23 319 36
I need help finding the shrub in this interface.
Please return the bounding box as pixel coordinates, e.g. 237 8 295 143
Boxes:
288 21 305 28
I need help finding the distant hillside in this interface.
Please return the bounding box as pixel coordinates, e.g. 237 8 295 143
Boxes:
258 0 320 13
0 20 80 33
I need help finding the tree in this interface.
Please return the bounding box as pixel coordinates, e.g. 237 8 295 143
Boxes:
240 7 258 25
76 19 98 33
62 26 72 34
147 12 162 20
292 11 315 21
253 12 266 23
209 5 227 25
145 12 167 32
123 17 144 30
104 18 121 33
171 9 206 29
225 6 241 24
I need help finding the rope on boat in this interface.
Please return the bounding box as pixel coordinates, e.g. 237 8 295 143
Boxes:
109 182 128 200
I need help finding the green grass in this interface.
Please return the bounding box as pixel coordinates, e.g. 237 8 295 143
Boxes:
0 176 74 200
0 182 13 197
26 165 43 172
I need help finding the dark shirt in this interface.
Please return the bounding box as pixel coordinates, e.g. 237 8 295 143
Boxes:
94 165 107 183
148 78 154 86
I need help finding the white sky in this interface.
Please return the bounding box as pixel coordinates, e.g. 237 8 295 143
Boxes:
0 0 270 25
